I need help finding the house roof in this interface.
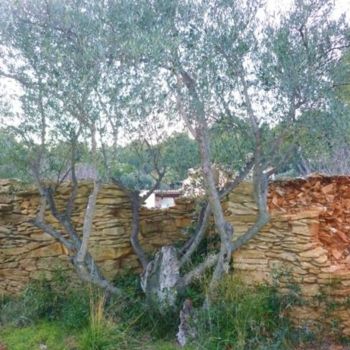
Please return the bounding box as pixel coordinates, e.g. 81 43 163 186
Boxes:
154 189 182 196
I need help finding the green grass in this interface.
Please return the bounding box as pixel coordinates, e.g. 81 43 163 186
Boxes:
0 322 78 350
190 275 303 350
0 270 317 350
145 340 193 350
0 272 190 349
0 322 194 350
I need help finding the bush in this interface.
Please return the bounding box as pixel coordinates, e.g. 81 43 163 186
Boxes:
1 270 181 343
0 270 90 329
80 291 135 350
109 272 180 340
61 289 90 329
191 275 297 350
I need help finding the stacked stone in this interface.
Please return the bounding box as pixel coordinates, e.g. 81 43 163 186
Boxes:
226 179 350 336
269 175 350 262
0 180 195 293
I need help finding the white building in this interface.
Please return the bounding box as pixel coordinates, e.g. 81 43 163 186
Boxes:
142 189 182 209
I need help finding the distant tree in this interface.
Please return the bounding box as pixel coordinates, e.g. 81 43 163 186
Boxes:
0 129 28 180
336 49 350 106
270 107 350 176
161 133 200 184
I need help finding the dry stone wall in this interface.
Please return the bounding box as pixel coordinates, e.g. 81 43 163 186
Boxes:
226 179 350 336
0 180 194 294
1 177 350 335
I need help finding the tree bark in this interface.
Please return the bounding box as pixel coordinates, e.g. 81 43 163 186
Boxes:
141 246 180 312
130 192 149 270
31 176 121 295
76 180 101 265
176 69 234 288
196 123 234 288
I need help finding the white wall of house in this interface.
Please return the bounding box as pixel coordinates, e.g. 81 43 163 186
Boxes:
141 191 179 209
141 192 156 208
156 196 175 209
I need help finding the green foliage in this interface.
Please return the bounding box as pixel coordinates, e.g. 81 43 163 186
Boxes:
107 133 199 188
0 321 194 350
210 118 254 171
109 272 181 340
268 106 350 175
0 129 30 180
161 133 200 184
310 278 350 344
191 276 303 350
336 50 350 106
0 272 187 348
0 271 343 349
0 0 348 184
0 271 89 329
80 324 129 350
79 292 132 350
0 322 75 350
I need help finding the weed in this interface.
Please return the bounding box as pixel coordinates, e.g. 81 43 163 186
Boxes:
110 272 181 339
80 290 134 350
0 268 320 349
0 270 89 329
0 321 75 350
190 275 298 350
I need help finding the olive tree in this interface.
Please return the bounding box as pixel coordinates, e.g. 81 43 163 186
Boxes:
0 0 172 296
0 0 348 326
0 0 126 294
116 0 349 313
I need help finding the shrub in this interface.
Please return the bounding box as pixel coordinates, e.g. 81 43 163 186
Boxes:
61 289 90 330
191 275 297 350
0 270 90 329
80 291 134 350
109 272 181 340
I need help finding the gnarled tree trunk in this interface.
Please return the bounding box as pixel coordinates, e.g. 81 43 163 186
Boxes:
141 246 180 312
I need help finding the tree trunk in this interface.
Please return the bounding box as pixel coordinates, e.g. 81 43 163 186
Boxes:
196 123 233 288
141 246 180 312
176 69 234 288
71 251 120 295
130 193 149 270
32 180 122 296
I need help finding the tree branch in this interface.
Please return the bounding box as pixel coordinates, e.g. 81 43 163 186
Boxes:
178 254 219 289
219 156 255 197
31 219 75 251
76 180 101 264
141 169 166 202
0 70 34 88
66 136 79 218
111 178 150 269
179 203 211 267
130 193 149 269
231 170 269 253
